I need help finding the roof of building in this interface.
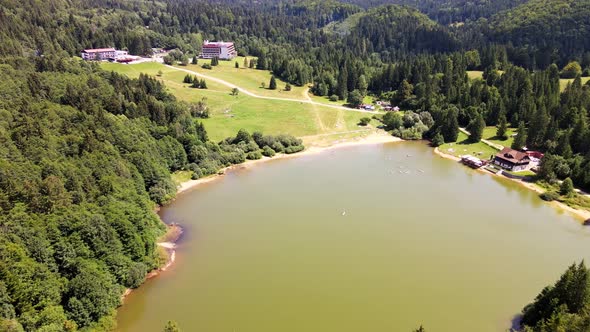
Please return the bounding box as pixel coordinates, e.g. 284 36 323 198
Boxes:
202 41 234 48
82 48 116 53
495 147 530 164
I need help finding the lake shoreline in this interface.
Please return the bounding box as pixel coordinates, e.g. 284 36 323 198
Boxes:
119 131 401 305
434 147 590 222
121 223 183 303
176 131 403 196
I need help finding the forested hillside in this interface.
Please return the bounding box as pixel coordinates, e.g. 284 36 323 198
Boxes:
344 5 458 59
342 0 528 24
488 0 590 69
0 54 303 331
2 0 590 331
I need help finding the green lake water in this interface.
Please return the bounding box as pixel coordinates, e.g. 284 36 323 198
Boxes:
116 141 590 332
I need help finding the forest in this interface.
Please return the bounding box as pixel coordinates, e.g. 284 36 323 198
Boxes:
518 262 590 331
0 41 302 332
1 0 590 330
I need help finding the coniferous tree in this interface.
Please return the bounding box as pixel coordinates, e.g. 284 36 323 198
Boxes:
560 178 574 196
192 55 198 65
555 132 573 159
269 76 277 90
243 57 249 68
211 57 219 66
397 79 414 103
512 121 527 150
256 53 267 70
527 106 550 149
199 79 207 89
496 111 508 140
571 112 590 154
337 66 349 100
431 132 444 147
235 61 239 69
468 113 485 143
441 106 459 143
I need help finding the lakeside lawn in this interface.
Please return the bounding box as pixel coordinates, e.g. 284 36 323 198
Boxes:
439 132 500 159
100 62 369 142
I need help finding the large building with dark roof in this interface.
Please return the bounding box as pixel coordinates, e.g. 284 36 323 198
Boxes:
493 147 531 172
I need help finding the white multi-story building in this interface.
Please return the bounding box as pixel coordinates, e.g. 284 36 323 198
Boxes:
200 41 237 60
80 48 116 60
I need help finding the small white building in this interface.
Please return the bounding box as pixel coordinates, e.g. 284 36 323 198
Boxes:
200 41 237 60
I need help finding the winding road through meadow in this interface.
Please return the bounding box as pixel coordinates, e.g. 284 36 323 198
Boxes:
165 65 378 114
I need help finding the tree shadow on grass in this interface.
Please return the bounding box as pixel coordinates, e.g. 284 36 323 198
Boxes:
487 135 509 142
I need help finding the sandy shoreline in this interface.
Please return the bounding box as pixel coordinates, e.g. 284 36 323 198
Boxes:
120 131 400 303
434 147 590 222
121 223 183 303
176 131 402 196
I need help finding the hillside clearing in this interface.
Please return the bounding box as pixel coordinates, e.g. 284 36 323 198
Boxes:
101 62 372 142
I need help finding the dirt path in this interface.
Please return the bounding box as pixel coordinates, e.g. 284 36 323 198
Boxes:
459 127 504 150
165 65 377 114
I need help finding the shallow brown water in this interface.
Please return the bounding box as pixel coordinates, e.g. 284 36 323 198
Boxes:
117 141 590 332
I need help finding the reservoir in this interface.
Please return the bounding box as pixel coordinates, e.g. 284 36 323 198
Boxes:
116 141 590 331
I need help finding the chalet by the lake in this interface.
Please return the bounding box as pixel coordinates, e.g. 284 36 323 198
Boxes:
493 147 531 171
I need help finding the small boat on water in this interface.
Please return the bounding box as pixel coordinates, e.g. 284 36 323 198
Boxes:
342 211 346 216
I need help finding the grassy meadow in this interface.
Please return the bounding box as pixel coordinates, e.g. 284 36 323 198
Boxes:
439 131 501 160
483 126 515 148
184 56 311 99
100 61 369 142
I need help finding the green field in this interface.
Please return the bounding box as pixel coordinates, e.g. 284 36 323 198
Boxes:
183 57 313 99
559 76 590 91
483 126 515 148
439 132 500 160
100 61 369 142
467 71 484 80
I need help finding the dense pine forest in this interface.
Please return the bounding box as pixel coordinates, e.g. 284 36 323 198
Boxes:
1 0 590 330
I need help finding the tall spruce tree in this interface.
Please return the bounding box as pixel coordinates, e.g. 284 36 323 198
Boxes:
496 111 508 140
469 113 485 143
512 121 527 150
337 66 349 100
269 76 277 90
